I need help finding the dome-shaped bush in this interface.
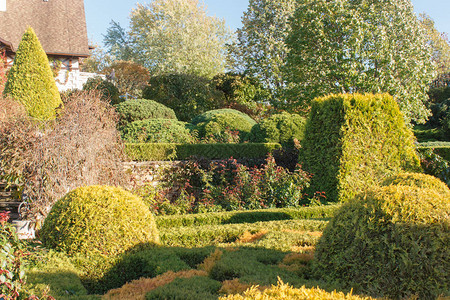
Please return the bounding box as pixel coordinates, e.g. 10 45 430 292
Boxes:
382 172 450 196
40 185 159 257
314 185 449 299
120 118 195 143
83 76 120 105
249 112 306 147
192 109 256 141
115 99 177 126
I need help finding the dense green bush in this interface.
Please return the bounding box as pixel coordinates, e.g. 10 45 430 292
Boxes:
3 27 62 120
191 109 257 142
125 143 282 161
314 185 450 299
115 99 177 126
40 185 159 257
212 72 270 120
249 113 306 147
301 93 420 202
417 146 450 186
142 74 224 122
382 172 450 195
120 119 195 144
83 76 120 105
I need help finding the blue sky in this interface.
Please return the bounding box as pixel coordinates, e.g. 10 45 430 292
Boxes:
84 0 450 46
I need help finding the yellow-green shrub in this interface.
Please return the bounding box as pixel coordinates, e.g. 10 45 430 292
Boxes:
219 280 376 299
301 93 420 202
40 185 159 257
314 185 450 299
3 27 62 120
382 172 450 196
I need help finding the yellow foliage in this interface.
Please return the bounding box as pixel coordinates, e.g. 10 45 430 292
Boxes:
236 230 268 243
198 248 223 273
219 279 264 296
219 279 377 300
103 269 208 300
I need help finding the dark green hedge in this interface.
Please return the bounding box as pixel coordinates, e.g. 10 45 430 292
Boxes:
249 112 306 147
115 99 177 126
301 93 420 203
125 143 282 161
156 204 339 229
120 119 195 144
417 141 450 161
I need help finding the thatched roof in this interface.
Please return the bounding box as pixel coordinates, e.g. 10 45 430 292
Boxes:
0 0 90 57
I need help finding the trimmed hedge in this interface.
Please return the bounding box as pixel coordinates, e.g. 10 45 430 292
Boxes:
40 185 159 257
125 143 282 161
382 172 450 196
120 119 195 144
301 93 420 202
192 109 257 141
115 99 177 126
156 205 339 229
314 185 450 299
145 276 221 300
249 113 307 147
3 27 62 120
159 219 328 248
220 280 377 300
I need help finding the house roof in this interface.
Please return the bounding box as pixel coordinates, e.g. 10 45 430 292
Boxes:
0 0 90 57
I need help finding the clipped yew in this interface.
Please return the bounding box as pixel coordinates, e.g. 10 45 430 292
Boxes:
40 185 159 257
314 184 450 299
301 93 420 202
382 172 450 196
3 27 62 119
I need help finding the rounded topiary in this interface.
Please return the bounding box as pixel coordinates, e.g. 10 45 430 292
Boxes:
382 172 450 196
249 112 306 147
120 118 195 143
314 185 449 299
3 27 62 120
115 99 177 126
192 109 256 141
83 76 120 105
40 185 159 257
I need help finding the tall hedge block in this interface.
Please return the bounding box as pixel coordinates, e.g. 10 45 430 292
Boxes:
3 27 62 120
301 93 420 202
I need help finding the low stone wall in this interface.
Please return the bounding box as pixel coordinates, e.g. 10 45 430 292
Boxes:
123 161 184 188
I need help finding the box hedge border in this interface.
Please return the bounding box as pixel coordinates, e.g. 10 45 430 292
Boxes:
125 143 282 161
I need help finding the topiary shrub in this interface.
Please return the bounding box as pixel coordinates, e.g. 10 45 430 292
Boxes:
192 109 256 142
314 185 450 299
115 98 177 126
83 76 121 105
3 27 62 120
143 74 224 122
301 93 420 202
382 172 450 196
249 112 306 147
40 185 159 257
120 119 195 144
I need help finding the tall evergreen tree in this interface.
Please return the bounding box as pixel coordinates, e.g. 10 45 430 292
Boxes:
3 27 62 120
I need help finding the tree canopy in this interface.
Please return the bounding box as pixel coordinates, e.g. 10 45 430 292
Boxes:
229 0 297 107
129 0 232 78
284 0 436 124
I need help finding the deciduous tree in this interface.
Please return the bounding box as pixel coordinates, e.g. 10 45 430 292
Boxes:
284 0 436 124
129 0 232 78
229 0 296 107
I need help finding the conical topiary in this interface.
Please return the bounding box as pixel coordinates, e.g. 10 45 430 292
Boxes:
3 27 62 119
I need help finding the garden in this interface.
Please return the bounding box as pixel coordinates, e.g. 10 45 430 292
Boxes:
1 1 450 300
